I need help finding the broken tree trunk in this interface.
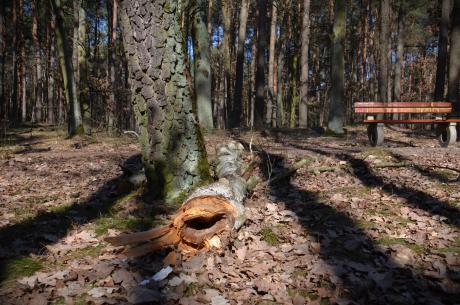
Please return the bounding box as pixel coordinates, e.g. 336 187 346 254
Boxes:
105 142 247 257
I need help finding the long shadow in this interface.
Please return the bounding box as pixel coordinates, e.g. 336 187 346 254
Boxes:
235 137 459 304
0 154 144 284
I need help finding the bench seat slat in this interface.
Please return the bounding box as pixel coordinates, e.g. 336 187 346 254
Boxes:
354 102 452 108
363 119 460 123
355 107 452 114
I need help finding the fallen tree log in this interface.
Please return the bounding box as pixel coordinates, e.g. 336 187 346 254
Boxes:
105 142 315 259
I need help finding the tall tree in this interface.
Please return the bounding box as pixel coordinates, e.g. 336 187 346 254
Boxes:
379 0 390 103
266 0 277 125
107 0 118 135
393 3 405 103
50 0 84 136
327 0 345 134
435 0 453 101
299 0 311 128
449 0 460 114
231 0 249 128
191 0 213 129
32 0 43 122
119 0 211 204
221 0 231 128
254 0 268 127
46 3 56 124
0 0 4 120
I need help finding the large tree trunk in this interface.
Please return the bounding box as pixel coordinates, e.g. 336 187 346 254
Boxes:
78 6 91 135
393 6 404 103
327 0 345 134
32 0 42 123
299 0 311 128
46 6 56 124
254 0 268 128
449 0 460 114
0 0 4 120
106 142 247 257
231 0 249 128
435 0 453 101
379 0 390 103
107 0 117 135
266 1 277 126
119 0 211 205
192 0 213 130
51 0 84 136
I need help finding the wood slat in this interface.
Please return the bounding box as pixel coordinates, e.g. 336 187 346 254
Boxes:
354 102 452 108
355 107 452 114
362 119 460 123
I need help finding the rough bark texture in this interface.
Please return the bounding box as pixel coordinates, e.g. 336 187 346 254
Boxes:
78 7 90 135
105 142 247 257
192 0 213 130
379 0 390 103
254 0 268 127
32 0 42 122
266 1 277 126
449 0 460 114
327 0 345 134
231 0 249 128
221 0 231 128
18 0 26 123
0 1 4 120
435 0 453 101
51 0 84 136
107 0 118 135
12 0 18 124
46 7 55 124
299 0 311 128
119 0 211 205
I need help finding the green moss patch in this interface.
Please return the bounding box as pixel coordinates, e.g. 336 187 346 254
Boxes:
377 237 424 255
260 227 280 246
1 256 44 284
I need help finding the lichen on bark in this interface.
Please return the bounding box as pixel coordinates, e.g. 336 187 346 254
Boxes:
120 0 211 205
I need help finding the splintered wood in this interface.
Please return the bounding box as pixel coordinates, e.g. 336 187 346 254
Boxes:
105 142 247 259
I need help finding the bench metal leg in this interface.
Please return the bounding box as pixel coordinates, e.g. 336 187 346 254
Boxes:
367 123 384 146
437 122 457 147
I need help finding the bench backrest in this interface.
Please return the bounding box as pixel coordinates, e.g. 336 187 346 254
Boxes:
354 102 452 114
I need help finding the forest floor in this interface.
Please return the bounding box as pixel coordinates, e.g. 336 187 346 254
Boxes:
0 125 459 305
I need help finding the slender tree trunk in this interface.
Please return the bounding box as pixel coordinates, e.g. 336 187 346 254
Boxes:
266 1 277 126
207 0 212 39
12 0 18 124
119 0 211 205
0 1 4 120
192 0 214 129
254 0 268 127
107 0 117 135
32 0 42 123
51 0 84 136
78 6 90 134
231 0 249 128
299 0 311 128
435 0 453 101
449 0 460 114
393 7 404 103
47 6 56 124
327 0 345 134
18 0 26 123
221 0 231 128
379 0 390 103
276 17 286 128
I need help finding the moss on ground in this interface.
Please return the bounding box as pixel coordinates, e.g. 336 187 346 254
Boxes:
260 227 280 246
1 256 44 284
377 237 424 255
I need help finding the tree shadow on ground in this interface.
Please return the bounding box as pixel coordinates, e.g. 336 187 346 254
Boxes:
0 154 167 285
235 135 459 304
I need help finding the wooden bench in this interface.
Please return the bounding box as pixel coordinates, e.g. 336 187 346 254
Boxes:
354 102 460 147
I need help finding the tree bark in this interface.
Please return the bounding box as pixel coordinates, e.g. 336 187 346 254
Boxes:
12 0 18 124
449 0 460 114
107 0 118 135
0 0 4 120
32 0 42 123
192 0 214 130
327 0 345 134
266 1 277 126
393 6 404 103
51 0 84 136
231 0 249 128
299 0 311 128
254 0 268 127
435 0 453 101
379 0 390 103
119 0 211 205
46 5 56 124
221 0 231 128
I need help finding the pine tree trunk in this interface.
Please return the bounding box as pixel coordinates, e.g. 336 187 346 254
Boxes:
393 7 404 103
435 0 453 101
0 1 4 120
449 0 460 114
276 22 286 128
299 0 311 128
192 0 213 130
222 0 231 128
379 0 390 103
119 0 211 205
46 7 56 124
266 1 277 126
51 0 84 136
107 0 117 135
231 0 249 128
12 0 18 124
78 6 90 135
32 0 42 123
254 0 268 127
327 0 345 134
